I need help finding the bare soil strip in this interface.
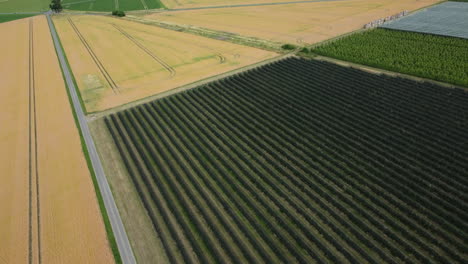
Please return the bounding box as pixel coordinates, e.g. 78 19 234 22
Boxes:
112 24 176 77
67 17 119 93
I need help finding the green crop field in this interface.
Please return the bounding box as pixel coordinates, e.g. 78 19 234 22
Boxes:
313 28 468 87
0 14 36 23
103 57 468 263
0 0 49 12
61 0 165 12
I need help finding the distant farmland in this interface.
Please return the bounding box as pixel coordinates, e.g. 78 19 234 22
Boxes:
313 28 468 87
381 1 468 39
143 0 440 44
102 57 468 263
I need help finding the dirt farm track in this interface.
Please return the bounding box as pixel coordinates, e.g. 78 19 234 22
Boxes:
0 16 114 264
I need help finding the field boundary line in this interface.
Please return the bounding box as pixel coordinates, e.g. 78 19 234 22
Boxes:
31 18 42 264
47 14 136 264
63 0 96 6
313 55 468 91
112 23 175 76
88 53 292 119
67 17 120 93
28 18 33 264
145 0 347 12
28 18 42 264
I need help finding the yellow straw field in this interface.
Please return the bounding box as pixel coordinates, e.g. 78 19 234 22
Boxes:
161 0 307 9
53 15 276 113
0 15 114 264
145 0 441 44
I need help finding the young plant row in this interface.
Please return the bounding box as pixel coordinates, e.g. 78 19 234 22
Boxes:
106 57 468 264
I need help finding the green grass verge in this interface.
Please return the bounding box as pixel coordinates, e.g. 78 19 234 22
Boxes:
48 16 123 264
0 14 37 23
51 19 89 114
313 28 468 87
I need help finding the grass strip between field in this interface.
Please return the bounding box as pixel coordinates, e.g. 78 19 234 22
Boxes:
124 16 282 52
48 16 122 264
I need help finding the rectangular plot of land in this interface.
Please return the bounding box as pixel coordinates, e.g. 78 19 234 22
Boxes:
381 1 468 39
100 57 468 264
144 0 440 44
53 15 276 112
0 15 114 264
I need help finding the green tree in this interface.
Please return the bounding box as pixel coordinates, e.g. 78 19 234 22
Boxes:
50 0 63 12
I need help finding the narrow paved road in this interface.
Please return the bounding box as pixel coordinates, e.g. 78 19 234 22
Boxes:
46 14 137 264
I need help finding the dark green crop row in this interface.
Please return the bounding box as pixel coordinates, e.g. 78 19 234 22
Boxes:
313 28 468 87
105 57 468 264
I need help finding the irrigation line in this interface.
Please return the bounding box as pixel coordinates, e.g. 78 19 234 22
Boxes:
111 24 176 77
67 17 119 93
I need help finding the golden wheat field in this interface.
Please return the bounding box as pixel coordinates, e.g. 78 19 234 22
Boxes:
0 15 114 264
161 0 309 9
145 0 440 44
52 15 276 113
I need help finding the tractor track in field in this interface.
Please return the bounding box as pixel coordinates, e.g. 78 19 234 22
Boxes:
28 18 42 264
112 24 176 77
67 17 120 94
28 18 33 264
215 53 226 63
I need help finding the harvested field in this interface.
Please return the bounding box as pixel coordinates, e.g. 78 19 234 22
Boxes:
102 57 468 263
161 0 319 9
381 1 468 39
53 15 276 112
0 15 114 264
143 0 440 44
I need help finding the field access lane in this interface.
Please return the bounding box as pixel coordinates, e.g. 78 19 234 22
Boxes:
46 14 137 264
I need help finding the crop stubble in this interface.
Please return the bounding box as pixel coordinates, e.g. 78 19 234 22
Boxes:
53 15 276 112
145 0 441 44
0 16 114 264
161 0 314 9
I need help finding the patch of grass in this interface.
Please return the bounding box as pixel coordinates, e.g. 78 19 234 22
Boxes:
124 16 282 52
313 28 468 87
281 44 297 50
48 16 122 264
0 14 37 23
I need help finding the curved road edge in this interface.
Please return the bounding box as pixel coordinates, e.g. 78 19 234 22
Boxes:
46 14 137 264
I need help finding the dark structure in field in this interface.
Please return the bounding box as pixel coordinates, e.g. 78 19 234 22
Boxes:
381 1 468 39
105 57 468 264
